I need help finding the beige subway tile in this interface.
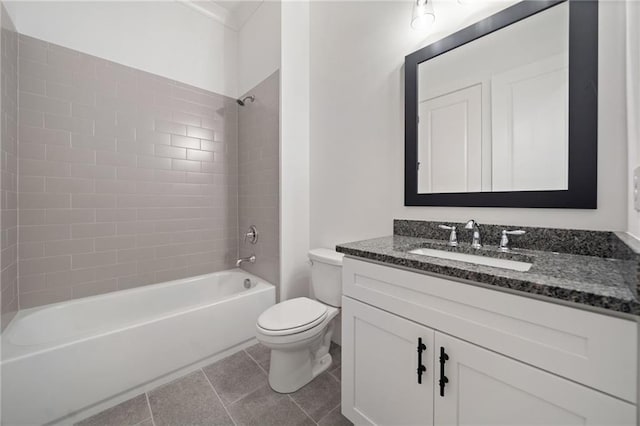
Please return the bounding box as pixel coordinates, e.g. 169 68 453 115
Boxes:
19 242 45 259
72 103 115 123
19 209 46 225
19 108 45 127
18 193 70 209
95 235 136 252
46 46 80 70
171 111 200 127
186 126 214 141
45 177 94 193
19 75 46 95
200 140 225 152
19 125 70 145
19 255 70 276
72 251 117 269
19 287 71 309
19 224 70 242
117 273 156 290
71 222 116 238
71 134 116 152
96 208 137 222
19 91 71 116
137 131 170 145
172 159 201 172
116 140 154 156
45 209 95 224
155 119 186 136
90 263 137 282
47 145 95 164
18 176 45 192
116 167 154 181
153 170 186 183
116 221 155 235
44 238 94 256
186 172 215 184
155 268 187 283
19 38 47 62
70 163 116 180
46 82 94 105
154 144 186 159
186 149 214 162
46 268 96 288
137 155 171 170
18 143 46 160
44 114 93 134
71 193 116 208
171 134 200 149
71 279 118 299
95 180 136 194
96 151 136 167
18 274 47 293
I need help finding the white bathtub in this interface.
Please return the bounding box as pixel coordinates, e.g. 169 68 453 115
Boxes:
1 269 275 425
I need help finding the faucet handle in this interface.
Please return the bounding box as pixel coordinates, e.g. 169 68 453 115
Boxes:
499 229 526 251
438 224 458 247
244 225 258 244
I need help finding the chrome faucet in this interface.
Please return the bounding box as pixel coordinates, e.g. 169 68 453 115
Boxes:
464 220 482 249
236 254 256 267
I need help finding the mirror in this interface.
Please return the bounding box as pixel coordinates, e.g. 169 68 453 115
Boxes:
405 0 598 208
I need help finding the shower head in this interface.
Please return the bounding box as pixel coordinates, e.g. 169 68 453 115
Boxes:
236 95 255 106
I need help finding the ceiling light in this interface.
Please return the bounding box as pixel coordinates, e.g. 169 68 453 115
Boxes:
411 0 436 31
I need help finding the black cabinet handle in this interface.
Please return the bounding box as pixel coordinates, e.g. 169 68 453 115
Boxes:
416 338 427 384
439 347 449 397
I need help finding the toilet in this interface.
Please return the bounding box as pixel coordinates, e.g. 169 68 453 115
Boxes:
255 248 344 393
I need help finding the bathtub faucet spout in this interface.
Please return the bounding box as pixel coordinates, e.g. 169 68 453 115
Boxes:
236 255 256 267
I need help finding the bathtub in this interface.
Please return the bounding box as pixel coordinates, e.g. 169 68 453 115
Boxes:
1 269 275 425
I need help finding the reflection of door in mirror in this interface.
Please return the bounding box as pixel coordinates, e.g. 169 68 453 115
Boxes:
416 2 568 195
418 85 482 194
491 54 568 191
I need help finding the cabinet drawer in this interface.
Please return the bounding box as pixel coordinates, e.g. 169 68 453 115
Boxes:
343 257 638 403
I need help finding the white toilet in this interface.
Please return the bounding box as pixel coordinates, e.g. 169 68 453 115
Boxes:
255 248 344 393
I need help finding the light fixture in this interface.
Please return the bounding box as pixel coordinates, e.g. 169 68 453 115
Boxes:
411 0 436 31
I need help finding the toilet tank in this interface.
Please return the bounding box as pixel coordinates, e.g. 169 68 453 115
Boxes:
308 248 344 307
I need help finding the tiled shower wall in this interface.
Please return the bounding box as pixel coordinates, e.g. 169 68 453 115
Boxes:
16 35 239 308
237 71 280 294
0 5 18 328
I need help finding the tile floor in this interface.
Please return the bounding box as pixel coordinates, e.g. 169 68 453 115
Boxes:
75 343 351 426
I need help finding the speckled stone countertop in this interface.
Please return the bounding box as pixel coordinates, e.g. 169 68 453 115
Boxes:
336 224 640 316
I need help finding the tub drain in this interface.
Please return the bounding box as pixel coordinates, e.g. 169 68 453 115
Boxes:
244 278 252 289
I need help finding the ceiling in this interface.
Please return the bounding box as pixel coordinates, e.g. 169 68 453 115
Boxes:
180 0 264 30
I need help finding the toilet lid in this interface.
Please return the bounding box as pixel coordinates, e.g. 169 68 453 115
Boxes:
257 297 328 334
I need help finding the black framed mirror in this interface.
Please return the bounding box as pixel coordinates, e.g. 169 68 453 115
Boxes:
405 0 597 208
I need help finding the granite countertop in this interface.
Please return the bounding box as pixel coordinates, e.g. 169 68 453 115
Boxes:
336 235 640 316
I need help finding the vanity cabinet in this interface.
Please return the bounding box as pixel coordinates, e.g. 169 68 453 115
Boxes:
341 258 638 425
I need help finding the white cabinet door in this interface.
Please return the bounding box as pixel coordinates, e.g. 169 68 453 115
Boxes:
342 297 435 426
434 332 636 426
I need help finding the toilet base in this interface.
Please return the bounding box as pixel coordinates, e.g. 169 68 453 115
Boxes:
265 321 335 393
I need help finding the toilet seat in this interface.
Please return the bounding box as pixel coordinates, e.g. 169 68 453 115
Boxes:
257 297 328 336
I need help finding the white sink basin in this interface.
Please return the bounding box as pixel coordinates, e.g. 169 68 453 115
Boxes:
408 248 532 272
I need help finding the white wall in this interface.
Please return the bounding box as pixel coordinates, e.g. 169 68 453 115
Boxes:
626 0 640 239
3 1 238 96
280 0 310 302
310 0 629 253
237 0 281 96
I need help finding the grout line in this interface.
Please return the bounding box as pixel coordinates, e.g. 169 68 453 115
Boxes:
201 368 237 426
287 394 319 426
243 348 269 376
315 404 342 425
144 392 157 426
